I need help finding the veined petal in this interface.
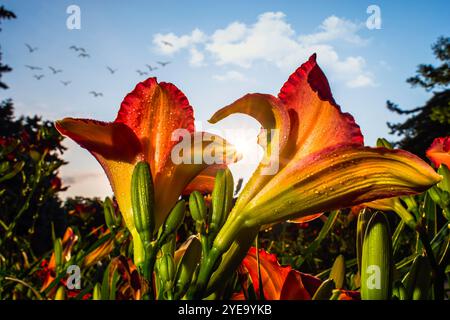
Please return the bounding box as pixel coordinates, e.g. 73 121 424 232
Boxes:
209 93 290 214
55 118 142 236
278 54 364 161
153 132 240 229
239 146 441 228
240 247 311 300
182 164 228 195
426 136 450 168
115 78 195 178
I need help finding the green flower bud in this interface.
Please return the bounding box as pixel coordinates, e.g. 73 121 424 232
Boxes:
361 212 392 300
210 169 234 234
131 161 155 246
376 138 393 149
189 191 207 223
159 200 186 245
54 238 63 274
174 236 202 299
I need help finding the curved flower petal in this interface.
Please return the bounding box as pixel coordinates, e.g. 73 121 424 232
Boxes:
209 93 290 214
115 78 195 178
241 146 441 227
56 78 240 237
426 136 450 168
182 164 228 195
278 54 364 160
240 247 312 300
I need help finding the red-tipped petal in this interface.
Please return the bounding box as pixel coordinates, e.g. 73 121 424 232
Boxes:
426 136 450 168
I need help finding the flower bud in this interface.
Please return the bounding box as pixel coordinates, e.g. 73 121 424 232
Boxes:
210 169 234 234
361 212 392 300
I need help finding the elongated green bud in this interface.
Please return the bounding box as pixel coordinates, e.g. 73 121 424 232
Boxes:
156 239 176 299
189 191 207 223
356 209 372 275
54 286 66 300
376 138 393 149
312 278 335 300
54 238 63 274
329 254 345 289
103 197 116 231
174 236 202 299
402 255 432 300
159 200 186 245
92 283 101 300
210 169 234 234
361 212 392 300
437 164 450 192
131 161 155 245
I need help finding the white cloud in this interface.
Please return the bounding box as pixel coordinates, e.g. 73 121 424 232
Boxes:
189 47 205 67
213 70 246 82
153 28 206 55
152 12 375 87
299 15 367 45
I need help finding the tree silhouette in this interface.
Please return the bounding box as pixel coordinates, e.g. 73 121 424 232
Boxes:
0 6 16 90
387 37 450 158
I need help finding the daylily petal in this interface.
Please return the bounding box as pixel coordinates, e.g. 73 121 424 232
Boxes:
56 78 240 240
182 164 228 195
240 247 312 300
426 136 450 168
279 54 364 155
115 78 195 178
241 146 441 227
209 93 290 214
288 213 323 224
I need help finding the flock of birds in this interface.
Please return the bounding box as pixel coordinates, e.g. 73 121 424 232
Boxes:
23 40 173 98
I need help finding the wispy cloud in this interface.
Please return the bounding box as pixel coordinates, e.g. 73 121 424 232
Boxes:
152 12 375 88
213 70 246 82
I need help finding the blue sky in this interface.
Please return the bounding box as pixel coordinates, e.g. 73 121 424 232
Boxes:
2 0 449 198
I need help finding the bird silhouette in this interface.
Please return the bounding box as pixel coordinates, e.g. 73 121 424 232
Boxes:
33 74 44 80
25 65 42 71
49 66 63 74
161 40 173 47
78 53 90 58
69 45 87 53
146 64 158 72
25 43 38 53
136 69 148 76
157 61 171 67
61 81 72 86
106 66 118 74
89 91 103 97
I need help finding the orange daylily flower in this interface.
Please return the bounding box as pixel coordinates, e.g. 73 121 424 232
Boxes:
40 227 78 292
202 54 441 294
232 247 321 300
182 164 228 196
426 136 450 168
56 78 240 264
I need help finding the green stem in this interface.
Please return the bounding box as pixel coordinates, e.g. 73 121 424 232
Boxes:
188 247 221 300
255 233 265 300
417 224 444 300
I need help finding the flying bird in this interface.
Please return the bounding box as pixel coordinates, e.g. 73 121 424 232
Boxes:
106 66 117 74
89 91 103 97
161 40 173 47
69 45 86 52
136 69 148 76
49 66 63 74
33 74 44 80
146 64 158 72
78 53 90 58
157 61 171 67
61 81 71 86
25 43 38 53
25 65 42 71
